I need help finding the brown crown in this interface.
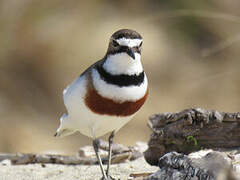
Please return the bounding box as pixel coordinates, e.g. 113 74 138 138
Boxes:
111 29 142 40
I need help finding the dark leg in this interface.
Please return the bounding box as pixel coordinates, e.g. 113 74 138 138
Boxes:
93 139 107 180
106 131 115 176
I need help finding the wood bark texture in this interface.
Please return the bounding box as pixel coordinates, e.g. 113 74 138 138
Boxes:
144 151 237 180
144 108 240 166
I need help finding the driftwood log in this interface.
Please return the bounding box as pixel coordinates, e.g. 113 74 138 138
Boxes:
144 108 240 166
0 153 97 165
0 140 145 165
144 151 238 180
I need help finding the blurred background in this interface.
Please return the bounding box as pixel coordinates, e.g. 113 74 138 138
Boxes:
1 0 240 155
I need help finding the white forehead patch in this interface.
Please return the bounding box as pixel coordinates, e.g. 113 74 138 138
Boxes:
116 38 142 47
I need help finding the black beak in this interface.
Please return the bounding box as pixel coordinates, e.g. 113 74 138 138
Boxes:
127 48 135 60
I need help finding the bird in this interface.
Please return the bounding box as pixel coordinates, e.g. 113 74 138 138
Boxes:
55 29 148 180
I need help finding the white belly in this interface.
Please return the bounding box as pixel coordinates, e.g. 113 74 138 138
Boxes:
62 75 134 138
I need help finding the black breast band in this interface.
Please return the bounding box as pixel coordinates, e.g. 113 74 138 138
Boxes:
96 65 144 87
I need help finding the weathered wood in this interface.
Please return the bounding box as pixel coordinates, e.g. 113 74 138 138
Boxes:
98 139 144 161
144 151 238 180
144 108 240 166
0 153 97 165
98 139 130 154
0 140 146 165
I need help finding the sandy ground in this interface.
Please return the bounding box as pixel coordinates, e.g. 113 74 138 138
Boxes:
0 157 158 180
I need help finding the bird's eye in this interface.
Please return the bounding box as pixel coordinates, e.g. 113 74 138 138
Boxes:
139 41 143 47
112 40 119 47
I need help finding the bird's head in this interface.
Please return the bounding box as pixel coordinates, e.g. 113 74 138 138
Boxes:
104 29 143 75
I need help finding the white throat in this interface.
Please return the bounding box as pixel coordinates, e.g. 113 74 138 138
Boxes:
103 53 143 75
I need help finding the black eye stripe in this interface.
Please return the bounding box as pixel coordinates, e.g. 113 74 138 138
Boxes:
107 45 141 55
112 40 119 47
107 40 142 56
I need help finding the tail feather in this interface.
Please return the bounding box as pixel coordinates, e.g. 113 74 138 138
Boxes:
54 128 76 137
54 113 76 137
